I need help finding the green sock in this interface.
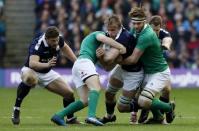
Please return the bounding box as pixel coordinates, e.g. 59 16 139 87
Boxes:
151 98 172 113
56 100 84 119
151 108 163 120
88 90 100 117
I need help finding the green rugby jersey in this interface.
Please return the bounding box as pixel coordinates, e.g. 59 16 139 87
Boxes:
130 24 168 74
79 31 105 64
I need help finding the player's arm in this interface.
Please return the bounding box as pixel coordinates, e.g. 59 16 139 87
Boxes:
162 37 172 51
121 48 143 65
61 42 77 63
96 47 118 71
29 55 56 70
96 33 126 54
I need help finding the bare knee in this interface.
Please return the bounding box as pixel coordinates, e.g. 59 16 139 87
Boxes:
138 89 155 109
21 69 38 87
162 86 171 97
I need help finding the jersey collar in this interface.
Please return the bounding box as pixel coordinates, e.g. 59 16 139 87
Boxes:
115 27 123 40
42 34 49 47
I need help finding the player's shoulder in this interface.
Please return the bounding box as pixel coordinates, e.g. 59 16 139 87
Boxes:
31 34 45 50
140 25 155 39
159 28 170 36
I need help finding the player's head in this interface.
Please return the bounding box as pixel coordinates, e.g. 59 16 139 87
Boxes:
129 7 146 33
104 14 122 39
45 26 59 49
149 15 162 36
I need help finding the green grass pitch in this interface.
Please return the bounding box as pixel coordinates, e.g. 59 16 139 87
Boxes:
0 88 199 131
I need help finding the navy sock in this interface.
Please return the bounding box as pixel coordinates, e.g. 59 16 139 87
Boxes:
14 82 31 107
130 100 140 112
106 101 116 115
63 97 75 119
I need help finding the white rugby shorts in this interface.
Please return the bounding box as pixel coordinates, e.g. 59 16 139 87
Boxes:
108 65 144 91
142 67 171 94
72 58 98 88
21 67 61 87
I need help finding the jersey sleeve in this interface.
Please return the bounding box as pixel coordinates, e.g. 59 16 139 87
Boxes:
161 29 171 38
29 41 41 56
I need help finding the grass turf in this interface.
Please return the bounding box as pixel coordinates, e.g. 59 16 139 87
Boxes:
0 88 199 131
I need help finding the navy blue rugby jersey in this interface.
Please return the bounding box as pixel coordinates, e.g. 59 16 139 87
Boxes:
158 28 171 58
24 34 64 73
106 28 142 72
159 28 170 44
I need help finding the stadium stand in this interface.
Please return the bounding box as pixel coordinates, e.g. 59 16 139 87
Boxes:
1 0 199 69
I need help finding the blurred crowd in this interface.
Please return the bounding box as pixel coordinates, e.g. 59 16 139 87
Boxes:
0 0 5 67
34 0 199 69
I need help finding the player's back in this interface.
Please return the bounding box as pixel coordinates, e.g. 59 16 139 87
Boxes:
79 31 105 64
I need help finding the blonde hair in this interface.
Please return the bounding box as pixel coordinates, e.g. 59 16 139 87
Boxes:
104 14 122 28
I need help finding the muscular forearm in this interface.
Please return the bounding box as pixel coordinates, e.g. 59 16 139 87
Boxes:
96 34 126 54
29 61 49 70
122 57 137 65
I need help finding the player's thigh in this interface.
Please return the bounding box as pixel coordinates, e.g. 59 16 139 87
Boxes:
21 67 38 86
108 65 123 87
161 84 171 97
72 58 99 90
122 69 144 92
145 68 171 95
122 89 137 100
46 77 73 97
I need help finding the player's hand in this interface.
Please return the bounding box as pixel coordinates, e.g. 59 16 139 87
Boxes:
48 56 57 67
96 47 105 58
162 44 171 51
119 45 126 54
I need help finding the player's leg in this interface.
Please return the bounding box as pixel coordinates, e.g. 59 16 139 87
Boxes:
160 84 175 123
117 90 138 124
138 69 175 124
45 76 81 124
138 79 150 124
138 83 171 124
50 60 89 126
117 70 144 124
84 75 104 126
100 65 123 124
51 85 88 126
100 77 122 124
12 67 38 125
70 58 104 126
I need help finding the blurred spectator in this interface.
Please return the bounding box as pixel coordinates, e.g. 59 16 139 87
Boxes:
0 0 5 67
34 0 199 69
